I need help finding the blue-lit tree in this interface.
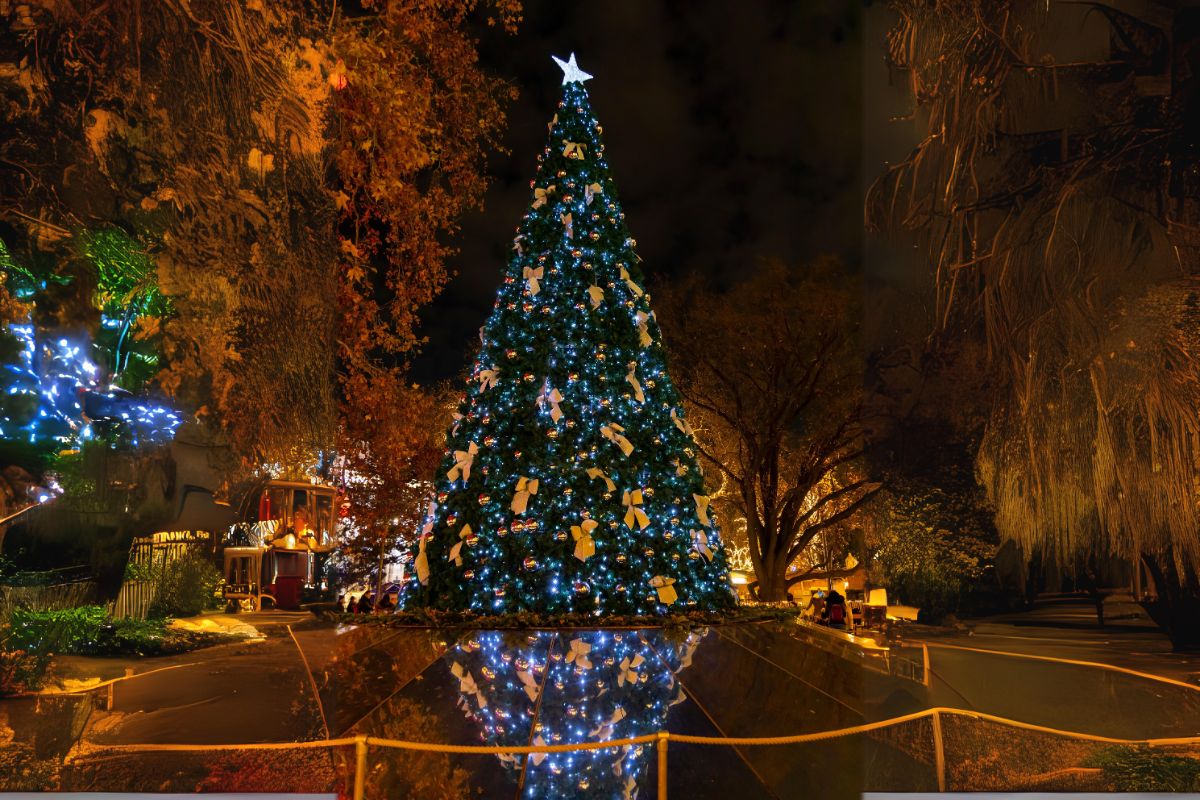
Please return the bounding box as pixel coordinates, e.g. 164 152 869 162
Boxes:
407 55 734 615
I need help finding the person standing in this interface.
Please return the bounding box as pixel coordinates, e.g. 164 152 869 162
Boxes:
825 588 847 629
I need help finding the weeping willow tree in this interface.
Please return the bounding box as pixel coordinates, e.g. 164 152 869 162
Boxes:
868 1 1200 647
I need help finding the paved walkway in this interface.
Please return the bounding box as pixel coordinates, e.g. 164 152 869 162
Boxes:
895 598 1200 740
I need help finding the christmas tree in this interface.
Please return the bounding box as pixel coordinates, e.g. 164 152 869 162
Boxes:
408 54 734 615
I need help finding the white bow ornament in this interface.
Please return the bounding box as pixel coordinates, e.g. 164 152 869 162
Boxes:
617 654 644 687
649 575 678 605
601 423 634 457
622 489 650 530
565 638 592 670
571 518 598 561
532 184 555 209
523 265 543 296
447 442 479 482
511 476 539 515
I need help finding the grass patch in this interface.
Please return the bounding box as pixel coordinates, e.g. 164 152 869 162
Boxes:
1085 746 1200 791
334 604 801 631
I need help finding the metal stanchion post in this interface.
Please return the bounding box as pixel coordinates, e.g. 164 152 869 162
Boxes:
657 730 669 799
931 709 946 792
353 734 368 800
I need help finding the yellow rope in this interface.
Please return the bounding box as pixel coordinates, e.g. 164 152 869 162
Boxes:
924 641 1200 693
84 706 1200 756
21 662 200 697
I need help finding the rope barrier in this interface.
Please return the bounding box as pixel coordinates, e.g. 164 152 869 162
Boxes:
16 661 201 697
922 641 1200 693
84 705 1200 755
71 702 1200 800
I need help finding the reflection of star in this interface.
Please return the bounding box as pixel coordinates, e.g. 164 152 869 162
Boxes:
552 53 592 85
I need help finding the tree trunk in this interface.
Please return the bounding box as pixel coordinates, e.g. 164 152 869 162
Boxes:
757 555 789 602
1139 553 1200 652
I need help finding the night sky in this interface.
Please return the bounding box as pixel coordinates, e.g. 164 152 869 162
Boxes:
411 0 872 382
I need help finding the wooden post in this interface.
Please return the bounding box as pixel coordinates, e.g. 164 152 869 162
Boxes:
931 710 946 792
353 734 368 800
657 731 669 799
922 643 931 688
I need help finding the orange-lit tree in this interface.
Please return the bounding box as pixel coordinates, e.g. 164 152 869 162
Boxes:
656 260 880 601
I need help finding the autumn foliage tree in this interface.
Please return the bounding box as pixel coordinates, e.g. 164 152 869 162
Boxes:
656 260 880 601
0 2 520 524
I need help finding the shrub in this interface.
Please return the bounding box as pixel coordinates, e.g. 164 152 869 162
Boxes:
1086 746 1200 791
8 605 107 654
8 605 168 656
147 550 223 618
0 641 51 695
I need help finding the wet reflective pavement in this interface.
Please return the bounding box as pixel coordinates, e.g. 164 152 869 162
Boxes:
0 621 933 797
320 623 932 799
